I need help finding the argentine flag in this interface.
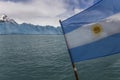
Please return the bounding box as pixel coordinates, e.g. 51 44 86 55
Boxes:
61 0 120 62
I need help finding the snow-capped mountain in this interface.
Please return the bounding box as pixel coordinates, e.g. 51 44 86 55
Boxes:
0 15 62 35
0 14 17 23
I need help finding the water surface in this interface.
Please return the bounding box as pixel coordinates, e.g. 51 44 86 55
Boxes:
0 35 120 80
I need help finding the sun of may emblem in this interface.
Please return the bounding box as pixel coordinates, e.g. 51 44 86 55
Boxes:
91 24 103 35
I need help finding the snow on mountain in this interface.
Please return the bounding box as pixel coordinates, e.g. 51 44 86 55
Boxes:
0 15 62 35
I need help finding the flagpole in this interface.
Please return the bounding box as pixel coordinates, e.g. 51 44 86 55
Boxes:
59 20 79 80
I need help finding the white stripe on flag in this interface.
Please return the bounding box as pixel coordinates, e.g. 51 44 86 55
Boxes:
65 13 120 49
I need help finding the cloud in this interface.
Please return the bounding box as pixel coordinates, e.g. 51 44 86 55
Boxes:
0 0 31 3
0 0 67 26
0 0 95 26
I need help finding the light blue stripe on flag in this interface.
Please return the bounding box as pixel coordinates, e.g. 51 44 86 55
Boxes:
62 0 120 34
61 0 120 62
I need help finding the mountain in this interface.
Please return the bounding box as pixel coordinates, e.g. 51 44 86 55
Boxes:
0 15 62 35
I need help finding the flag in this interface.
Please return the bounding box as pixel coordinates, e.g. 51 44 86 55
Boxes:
61 0 120 62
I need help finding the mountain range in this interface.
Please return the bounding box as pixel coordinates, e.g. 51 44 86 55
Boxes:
0 15 62 35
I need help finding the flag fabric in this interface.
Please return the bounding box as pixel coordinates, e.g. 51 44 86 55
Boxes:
61 0 120 62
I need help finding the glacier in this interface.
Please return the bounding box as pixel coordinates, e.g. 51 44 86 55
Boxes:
0 15 62 35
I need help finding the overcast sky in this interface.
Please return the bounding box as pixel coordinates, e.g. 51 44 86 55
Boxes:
0 0 99 27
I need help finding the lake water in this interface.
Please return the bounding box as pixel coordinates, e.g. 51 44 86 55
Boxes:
0 35 120 80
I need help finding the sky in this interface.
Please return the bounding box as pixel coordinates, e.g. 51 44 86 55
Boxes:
0 0 100 27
